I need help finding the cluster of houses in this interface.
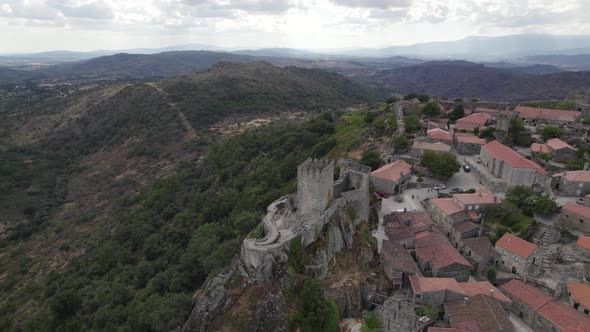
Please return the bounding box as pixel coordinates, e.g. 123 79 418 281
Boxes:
372 103 590 331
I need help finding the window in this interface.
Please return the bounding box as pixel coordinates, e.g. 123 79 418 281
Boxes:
574 303 580 309
514 256 519 262
585 309 589 315
580 219 584 224
502 250 506 256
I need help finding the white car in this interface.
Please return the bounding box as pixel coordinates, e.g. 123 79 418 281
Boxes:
434 184 446 190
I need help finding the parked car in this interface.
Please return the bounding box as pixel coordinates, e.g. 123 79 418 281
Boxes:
451 188 464 193
438 192 452 198
463 165 471 172
434 184 446 190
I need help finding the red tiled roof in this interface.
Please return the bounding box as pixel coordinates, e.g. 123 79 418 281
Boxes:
462 237 498 260
453 221 479 234
413 141 452 153
531 143 552 154
576 236 590 250
546 138 574 151
495 233 538 258
410 275 465 295
453 192 498 206
444 295 515 332
515 106 581 122
460 281 512 304
371 160 412 182
501 279 552 311
456 135 486 145
415 232 473 269
428 128 452 141
457 113 495 125
381 240 421 275
562 202 590 220
501 283 590 331
553 171 590 183
431 198 464 216
568 283 590 311
474 107 501 114
383 211 434 243
482 140 547 174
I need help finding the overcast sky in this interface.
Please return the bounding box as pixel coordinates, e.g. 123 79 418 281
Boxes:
1 0 589 53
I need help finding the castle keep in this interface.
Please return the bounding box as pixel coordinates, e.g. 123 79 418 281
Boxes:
241 158 370 275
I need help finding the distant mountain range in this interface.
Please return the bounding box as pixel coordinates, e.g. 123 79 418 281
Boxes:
4 34 590 66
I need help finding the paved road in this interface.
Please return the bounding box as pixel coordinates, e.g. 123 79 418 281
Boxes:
445 166 481 192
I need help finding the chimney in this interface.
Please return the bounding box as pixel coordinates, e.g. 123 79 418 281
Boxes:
479 192 482 197
490 289 495 297
463 297 469 305
585 163 589 171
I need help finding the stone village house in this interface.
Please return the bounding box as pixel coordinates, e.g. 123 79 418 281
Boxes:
560 202 590 234
494 233 540 277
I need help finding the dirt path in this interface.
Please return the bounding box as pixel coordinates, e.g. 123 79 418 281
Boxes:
147 82 198 140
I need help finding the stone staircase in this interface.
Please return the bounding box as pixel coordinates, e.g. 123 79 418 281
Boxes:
537 228 559 275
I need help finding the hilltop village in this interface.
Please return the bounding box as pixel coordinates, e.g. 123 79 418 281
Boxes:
183 94 590 332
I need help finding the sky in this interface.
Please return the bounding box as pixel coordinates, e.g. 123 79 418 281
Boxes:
1 0 590 53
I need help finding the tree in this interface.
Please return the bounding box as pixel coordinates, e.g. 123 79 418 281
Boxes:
404 93 430 102
505 185 536 209
479 127 496 140
421 151 461 179
360 150 382 171
393 134 410 152
541 125 563 140
416 304 439 321
535 194 559 215
508 117 525 144
448 104 465 122
390 114 398 133
422 101 441 118
385 96 399 104
453 98 464 102
404 113 421 133
361 311 383 332
297 279 340 332
486 267 497 283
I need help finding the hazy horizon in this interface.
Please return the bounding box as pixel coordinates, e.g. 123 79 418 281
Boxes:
2 0 590 53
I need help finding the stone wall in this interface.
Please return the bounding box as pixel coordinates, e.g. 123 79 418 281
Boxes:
297 158 334 218
560 210 590 233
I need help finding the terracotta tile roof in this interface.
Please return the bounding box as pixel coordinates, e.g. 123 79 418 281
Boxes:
383 211 434 243
456 135 487 145
428 128 452 141
371 160 412 182
501 279 552 311
415 232 473 269
547 138 574 151
568 282 590 311
482 141 547 174
453 221 479 234
502 279 590 331
562 202 590 220
553 171 590 183
538 300 590 332
431 198 464 216
457 113 495 125
413 141 452 153
462 237 499 260
460 281 512 304
453 192 498 206
444 295 516 332
576 236 590 250
515 106 581 122
410 275 465 295
531 143 552 154
381 240 421 275
474 107 502 115
495 233 538 258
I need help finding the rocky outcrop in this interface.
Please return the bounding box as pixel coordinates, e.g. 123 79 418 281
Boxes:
325 284 362 318
303 213 354 279
181 270 235 332
247 292 288 332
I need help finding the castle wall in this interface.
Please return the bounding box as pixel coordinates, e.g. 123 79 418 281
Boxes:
297 159 334 219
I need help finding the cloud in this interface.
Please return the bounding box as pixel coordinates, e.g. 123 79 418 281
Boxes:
50 0 114 20
329 0 411 9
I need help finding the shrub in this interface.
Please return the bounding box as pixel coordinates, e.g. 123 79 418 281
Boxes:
361 311 383 332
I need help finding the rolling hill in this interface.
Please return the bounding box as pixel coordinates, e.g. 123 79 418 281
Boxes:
370 60 590 101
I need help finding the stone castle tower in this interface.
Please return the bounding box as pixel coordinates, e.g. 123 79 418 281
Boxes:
296 158 334 218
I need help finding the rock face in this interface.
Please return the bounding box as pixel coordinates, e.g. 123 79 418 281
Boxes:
181 270 234 332
303 213 354 279
248 292 288 332
325 284 362 318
